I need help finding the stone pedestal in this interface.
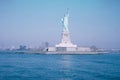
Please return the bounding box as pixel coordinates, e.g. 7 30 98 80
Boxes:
56 31 77 48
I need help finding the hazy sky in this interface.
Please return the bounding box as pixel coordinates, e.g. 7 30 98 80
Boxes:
0 0 120 49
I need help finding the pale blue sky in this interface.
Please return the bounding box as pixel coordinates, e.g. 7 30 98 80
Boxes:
0 0 120 49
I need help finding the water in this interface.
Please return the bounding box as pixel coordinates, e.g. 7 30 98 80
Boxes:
0 52 120 80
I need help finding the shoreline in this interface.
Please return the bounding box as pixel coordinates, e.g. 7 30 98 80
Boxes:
0 50 110 54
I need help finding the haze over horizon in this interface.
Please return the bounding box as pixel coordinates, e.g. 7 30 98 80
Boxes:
0 0 120 49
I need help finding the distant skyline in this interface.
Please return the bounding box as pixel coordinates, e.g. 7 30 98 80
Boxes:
0 0 120 49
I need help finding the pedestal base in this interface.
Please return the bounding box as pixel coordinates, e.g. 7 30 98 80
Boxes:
56 31 77 48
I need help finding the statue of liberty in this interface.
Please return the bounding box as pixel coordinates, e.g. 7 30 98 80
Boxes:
61 9 69 32
55 9 77 48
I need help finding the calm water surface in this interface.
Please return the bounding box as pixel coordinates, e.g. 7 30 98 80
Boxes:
0 52 120 80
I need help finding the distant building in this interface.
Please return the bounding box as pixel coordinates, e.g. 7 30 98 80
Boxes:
18 45 27 50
